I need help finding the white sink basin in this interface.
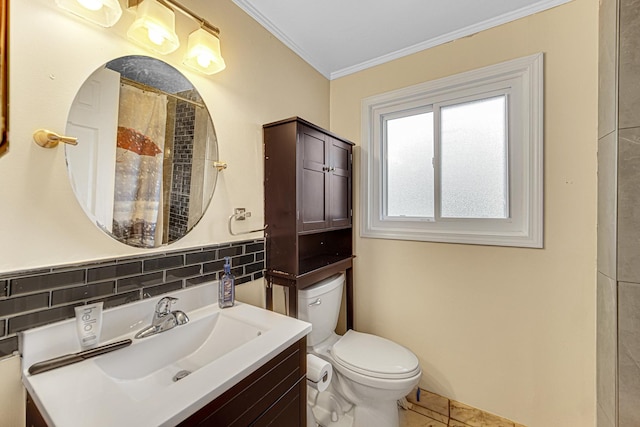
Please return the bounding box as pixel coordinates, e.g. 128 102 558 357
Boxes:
21 284 311 427
95 310 265 401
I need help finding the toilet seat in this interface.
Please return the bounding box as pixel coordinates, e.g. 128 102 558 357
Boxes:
331 330 420 380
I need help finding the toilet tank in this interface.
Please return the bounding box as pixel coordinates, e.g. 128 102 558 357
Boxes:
297 273 345 347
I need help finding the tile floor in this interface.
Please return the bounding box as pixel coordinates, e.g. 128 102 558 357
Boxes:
399 407 449 427
399 388 526 427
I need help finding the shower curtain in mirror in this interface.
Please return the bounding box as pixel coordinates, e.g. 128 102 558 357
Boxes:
112 83 167 248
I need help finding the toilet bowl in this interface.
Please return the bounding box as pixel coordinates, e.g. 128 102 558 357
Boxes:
299 273 421 427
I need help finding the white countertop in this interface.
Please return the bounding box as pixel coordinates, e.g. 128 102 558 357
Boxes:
21 284 311 427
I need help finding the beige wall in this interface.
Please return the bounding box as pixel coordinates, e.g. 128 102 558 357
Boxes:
1 1 598 426
0 0 328 424
329 1 598 426
0 0 329 273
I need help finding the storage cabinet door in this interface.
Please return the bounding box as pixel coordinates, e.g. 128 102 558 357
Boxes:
329 138 352 228
300 125 330 231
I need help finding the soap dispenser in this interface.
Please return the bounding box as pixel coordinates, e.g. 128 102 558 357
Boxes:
218 257 235 308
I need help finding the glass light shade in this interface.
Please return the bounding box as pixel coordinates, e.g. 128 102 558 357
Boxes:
55 0 123 27
183 28 226 75
127 0 179 55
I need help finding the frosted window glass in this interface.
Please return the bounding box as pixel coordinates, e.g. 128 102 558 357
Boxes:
440 96 507 218
385 112 434 217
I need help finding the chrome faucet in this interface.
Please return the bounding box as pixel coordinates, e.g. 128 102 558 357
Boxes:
134 296 189 339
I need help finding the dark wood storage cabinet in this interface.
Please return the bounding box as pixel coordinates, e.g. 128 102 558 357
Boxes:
26 338 307 427
264 117 354 328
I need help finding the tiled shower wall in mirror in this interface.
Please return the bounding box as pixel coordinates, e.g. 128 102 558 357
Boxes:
0 238 264 358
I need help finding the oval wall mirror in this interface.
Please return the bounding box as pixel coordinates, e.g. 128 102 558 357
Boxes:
65 55 219 248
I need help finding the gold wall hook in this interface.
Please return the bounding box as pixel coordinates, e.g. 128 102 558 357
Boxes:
213 161 227 171
33 129 78 148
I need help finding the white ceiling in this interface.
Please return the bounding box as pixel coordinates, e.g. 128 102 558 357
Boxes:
232 0 571 80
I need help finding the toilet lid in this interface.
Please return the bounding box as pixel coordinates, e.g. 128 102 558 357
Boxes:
331 330 420 379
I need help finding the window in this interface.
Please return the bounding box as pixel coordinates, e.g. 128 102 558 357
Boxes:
361 53 543 247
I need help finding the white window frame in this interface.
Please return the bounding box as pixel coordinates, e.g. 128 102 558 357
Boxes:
360 53 543 248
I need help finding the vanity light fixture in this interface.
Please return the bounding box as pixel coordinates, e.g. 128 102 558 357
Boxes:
127 0 226 75
127 0 180 55
183 27 226 75
55 0 123 27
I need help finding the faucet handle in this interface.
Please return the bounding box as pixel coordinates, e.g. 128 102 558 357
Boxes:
155 297 179 315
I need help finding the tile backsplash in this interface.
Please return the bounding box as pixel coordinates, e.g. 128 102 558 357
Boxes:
0 238 265 358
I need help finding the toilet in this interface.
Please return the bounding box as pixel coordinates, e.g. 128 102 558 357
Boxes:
299 273 421 427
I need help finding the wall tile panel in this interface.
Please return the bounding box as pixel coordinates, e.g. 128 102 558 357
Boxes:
599 0 618 138
619 281 640 426
617 128 640 281
598 132 617 279
619 0 640 128
597 273 617 426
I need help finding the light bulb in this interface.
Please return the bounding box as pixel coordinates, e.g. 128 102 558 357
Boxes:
147 25 166 46
76 0 103 11
197 53 212 68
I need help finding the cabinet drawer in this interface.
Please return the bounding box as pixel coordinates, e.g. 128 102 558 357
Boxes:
180 338 306 426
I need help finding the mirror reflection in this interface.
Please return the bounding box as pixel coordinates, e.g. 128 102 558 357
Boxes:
65 55 219 248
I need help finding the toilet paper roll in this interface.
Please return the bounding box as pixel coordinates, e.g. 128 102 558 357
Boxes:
307 354 332 392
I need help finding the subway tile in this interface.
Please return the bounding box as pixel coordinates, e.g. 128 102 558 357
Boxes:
0 319 5 337
0 280 6 298
245 242 264 254
245 261 265 275
0 293 49 317
143 255 184 272
142 280 184 298
233 254 255 267
230 266 244 277
450 400 514 427
166 265 201 281
219 246 243 258
186 274 217 287
117 272 164 293
252 271 264 281
203 259 225 274
8 305 76 334
0 267 51 280
10 270 85 295
0 336 18 358
256 251 264 262
186 249 217 265
91 291 140 310
87 262 141 283
51 281 115 306
235 276 252 285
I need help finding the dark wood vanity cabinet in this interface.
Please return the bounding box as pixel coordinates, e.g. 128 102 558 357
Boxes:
264 117 354 328
180 338 306 426
27 338 307 427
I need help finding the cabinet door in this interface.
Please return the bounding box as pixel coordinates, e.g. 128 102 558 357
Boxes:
299 125 330 231
329 138 352 228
